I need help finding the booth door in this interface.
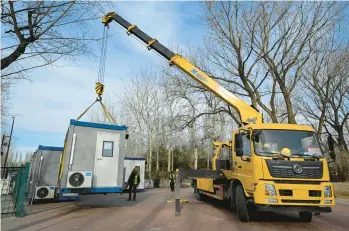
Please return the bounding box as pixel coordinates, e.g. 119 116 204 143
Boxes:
94 132 120 187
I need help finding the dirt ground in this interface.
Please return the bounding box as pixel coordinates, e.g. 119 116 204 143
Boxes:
2 188 349 231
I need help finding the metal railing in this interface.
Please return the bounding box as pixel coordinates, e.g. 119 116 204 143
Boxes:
1 163 30 219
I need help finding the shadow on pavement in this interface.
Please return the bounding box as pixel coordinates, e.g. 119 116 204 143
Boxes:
203 196 303 223
3 206 80 231
76 191 155 208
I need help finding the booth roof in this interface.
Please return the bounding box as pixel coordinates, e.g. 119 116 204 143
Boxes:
69 119 128 131
38 145 64 151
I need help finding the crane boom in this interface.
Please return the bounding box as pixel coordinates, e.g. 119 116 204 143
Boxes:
102 12 262 125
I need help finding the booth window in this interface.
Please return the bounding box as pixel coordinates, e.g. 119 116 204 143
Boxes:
102 141 114 157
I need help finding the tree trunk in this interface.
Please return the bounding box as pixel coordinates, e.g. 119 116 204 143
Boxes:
1 40 30 70
167 149 171 172
156 147 159 171
338 129 349 152
171 149 174 171
317 104 327 134
194 147 198 169
148 136 152 173
285 95 297 124
207 146 210 169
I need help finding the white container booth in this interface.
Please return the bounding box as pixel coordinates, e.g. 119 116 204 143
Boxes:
123 157 146 191
27 145 63 202
58 119 128 196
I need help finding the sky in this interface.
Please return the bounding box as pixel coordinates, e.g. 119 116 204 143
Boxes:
2 1 205 155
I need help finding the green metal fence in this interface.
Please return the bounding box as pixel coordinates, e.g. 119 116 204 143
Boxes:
1 162 30 218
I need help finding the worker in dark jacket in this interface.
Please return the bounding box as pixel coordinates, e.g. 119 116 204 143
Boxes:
127 168 140 201
169 171 176 192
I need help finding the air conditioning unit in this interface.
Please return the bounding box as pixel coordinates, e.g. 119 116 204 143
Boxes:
35 186 55 199
66 171 92 188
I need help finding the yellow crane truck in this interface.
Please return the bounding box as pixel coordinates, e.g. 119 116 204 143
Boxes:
102 12 336 222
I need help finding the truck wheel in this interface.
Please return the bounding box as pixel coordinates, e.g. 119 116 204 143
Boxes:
194 183 204 201
299 211 312 222
247 204 257 221
235 185 250 222
195 187 205 201
230 186 237 212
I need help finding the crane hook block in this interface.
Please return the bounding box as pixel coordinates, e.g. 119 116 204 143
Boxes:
95 82 104 96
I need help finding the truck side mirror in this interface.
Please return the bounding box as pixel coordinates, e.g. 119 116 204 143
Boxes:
235 133 243 157
125 134 129 140
252 129 262 143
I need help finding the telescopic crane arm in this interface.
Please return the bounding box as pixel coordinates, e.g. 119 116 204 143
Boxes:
102 12 262 125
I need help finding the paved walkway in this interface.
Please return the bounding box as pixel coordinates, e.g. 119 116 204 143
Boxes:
2 188 349 231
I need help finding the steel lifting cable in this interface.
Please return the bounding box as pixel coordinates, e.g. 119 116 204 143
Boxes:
96 25 118 124
95 26 109 97
97 26 109 84
76 25 117 124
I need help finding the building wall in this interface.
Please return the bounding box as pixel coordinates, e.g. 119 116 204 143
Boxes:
60 125 126 189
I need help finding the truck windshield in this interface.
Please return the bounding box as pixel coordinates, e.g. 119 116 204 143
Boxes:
253 130 323 158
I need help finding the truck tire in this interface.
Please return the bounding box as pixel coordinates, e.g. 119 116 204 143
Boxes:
230 184 237 212
194 184 205 201
299 211 312 222
235 185 250 222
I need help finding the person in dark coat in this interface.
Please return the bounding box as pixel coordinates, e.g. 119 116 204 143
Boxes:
169 171 176 192
127 168 140 201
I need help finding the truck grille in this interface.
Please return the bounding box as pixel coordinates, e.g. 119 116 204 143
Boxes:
266 160 323 179
309 190 321 197
279 189 293 196
273 180 321 185
281 199 320 204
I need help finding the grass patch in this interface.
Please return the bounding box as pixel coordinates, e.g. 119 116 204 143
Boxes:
333 182 349 199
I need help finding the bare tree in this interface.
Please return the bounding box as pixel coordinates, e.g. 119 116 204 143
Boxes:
1 0 115 125
202 1 279 123
160 89 182 172
253 2 346 123
1 1 112 73
24 151 32 163
201 1 347 124
299 47 349 150
297 40 349 180
121 66 166 175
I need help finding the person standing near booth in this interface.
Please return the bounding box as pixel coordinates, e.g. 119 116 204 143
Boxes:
169 171 176 192
127 168 140 201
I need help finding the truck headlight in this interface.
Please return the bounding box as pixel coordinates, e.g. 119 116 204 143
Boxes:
324 185 332 197
264 184 277 196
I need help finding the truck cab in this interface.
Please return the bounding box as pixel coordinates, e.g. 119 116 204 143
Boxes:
195 123 335 222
